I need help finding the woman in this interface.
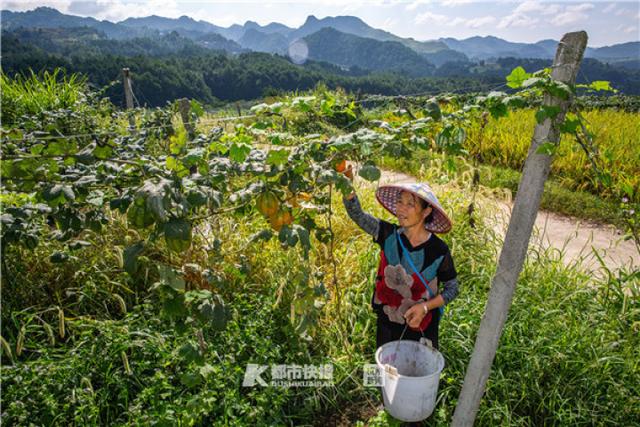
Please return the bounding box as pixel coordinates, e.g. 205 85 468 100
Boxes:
342 174 459 350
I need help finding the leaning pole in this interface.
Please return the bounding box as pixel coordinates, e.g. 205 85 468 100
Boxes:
451 31 589 426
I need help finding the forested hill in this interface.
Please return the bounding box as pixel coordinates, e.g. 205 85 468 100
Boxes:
303 28 435 77
0 32 496 107
3 28 640 107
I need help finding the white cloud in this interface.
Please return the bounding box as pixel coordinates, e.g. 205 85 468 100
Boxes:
441 0 474 7
50 0 182 21
497 1 567 30
550 7 591 26
513 1 544 14
623 25 638 34
566 3 594 13
415 11 449 25
503 1 593 28
602 3 617 14
497 12 539 29
414 11 496 28
465 16 496 28
615 7 637 17
513 1 559 16
448 16 466 26
405 0 431 11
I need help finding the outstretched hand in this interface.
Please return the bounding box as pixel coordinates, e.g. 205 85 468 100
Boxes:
404 301 427 329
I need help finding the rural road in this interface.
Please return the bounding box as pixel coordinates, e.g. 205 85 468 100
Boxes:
375 168 639 274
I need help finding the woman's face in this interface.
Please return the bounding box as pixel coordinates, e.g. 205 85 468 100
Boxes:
396 191 431 229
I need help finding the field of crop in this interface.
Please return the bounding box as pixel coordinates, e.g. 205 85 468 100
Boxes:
1 71 639 426
465 109 640 202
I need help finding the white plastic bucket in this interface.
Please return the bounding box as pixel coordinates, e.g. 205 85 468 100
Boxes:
375 339 445 422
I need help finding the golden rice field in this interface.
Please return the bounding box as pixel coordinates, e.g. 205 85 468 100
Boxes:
465 109 640 202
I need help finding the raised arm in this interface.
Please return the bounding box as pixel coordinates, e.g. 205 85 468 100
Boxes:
342 192 380 239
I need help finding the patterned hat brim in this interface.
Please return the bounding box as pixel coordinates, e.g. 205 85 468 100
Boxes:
375 183 452 234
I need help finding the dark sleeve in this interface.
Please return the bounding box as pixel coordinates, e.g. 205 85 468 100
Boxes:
342 195 380 239
374 219 396 248
438 245 459 305
437 245 457 283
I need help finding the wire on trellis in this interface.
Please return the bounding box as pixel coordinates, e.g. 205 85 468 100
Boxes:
354 80 510 106
1 113 259 144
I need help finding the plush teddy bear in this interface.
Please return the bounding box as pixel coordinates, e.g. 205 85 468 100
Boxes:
378 265 416 324
383 264 413 298
383 303 406 324
376 265 440 324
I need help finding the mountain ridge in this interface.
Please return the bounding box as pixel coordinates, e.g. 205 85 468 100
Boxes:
2 7 638 65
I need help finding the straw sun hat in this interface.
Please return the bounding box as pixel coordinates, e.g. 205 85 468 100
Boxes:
375 182 452 234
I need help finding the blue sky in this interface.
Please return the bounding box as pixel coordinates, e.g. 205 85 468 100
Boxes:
4 1 640 47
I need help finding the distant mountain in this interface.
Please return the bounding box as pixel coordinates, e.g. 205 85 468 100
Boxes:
422 49 469 67
195 32 245 54
0 7 147 39
118 15 295 44
229 14 461 61
3 27 240 57
214 20 294 41
440 36 640 63
238 28 288 53
290 15 447 55
119 14 224 35
2 6 637 73
3 27 107 56
303 27 434 77
588 42 640 62
439 36 555 60
243 20 292 36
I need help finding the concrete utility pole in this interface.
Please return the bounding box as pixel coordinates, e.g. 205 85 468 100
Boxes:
122 68 136 130
178 98 196 139
451 31 588 426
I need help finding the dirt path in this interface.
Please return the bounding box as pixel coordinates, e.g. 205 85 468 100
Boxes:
376 169 639 273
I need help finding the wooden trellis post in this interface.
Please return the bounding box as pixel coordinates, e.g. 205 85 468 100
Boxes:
451 31 588 426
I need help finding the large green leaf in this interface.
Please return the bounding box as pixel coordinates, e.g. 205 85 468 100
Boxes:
506 66 531 89
127 203 154 229
158 263 185 291
164 218 192 253
358 164 381 182
123 241 145 275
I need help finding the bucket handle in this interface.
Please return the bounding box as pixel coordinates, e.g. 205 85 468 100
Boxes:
419 337 433 349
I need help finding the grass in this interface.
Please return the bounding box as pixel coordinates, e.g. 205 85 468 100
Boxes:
0 69 87 125
4 173 639 425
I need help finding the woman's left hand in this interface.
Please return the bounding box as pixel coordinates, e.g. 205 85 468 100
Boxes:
404 301 427 329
